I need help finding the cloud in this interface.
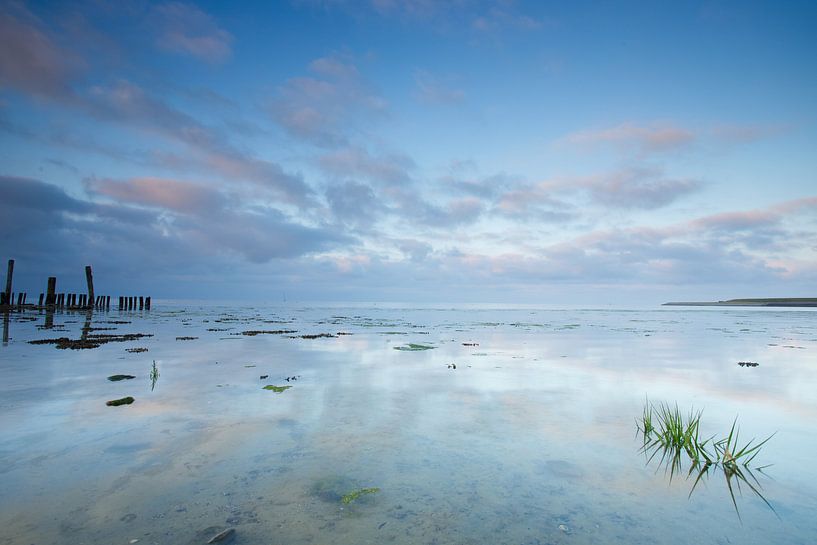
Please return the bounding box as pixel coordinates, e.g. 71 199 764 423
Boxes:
494 184 574 221
0 174 88 215
563 122 695 154
152 2 232 63
414 70 465 104
270 55 387 147
325 180 383 229
581 167 701 209
81 80 315 207
472 6 543 32
318 146 414 185
395 238 433 261
0 11 80 98
0 175 345 279
492 167 701 217
86 177 223 215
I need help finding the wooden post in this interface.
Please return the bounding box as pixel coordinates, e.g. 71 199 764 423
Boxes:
3 259 13 306
17 293 23 306
106 295 110 309
46 277 56 306
118 296 123 310
85 266 94 309
38 293 44 306
139 296 144 310
22 292 27 305
145 296 151 310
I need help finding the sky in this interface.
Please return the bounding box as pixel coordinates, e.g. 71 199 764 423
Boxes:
1 0 816 305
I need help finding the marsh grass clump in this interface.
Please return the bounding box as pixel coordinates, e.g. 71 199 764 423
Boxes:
150 360 160 391
637 400 776 519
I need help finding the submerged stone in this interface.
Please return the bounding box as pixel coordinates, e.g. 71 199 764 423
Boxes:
206 528 235 544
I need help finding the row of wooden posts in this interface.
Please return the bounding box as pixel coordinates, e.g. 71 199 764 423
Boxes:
1 259 151 311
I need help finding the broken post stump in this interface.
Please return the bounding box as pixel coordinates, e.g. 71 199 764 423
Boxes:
46 277 56 306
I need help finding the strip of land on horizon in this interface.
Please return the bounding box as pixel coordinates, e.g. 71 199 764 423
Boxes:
663 298 817 307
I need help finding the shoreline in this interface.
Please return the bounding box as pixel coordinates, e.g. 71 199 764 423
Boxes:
663 298 817 307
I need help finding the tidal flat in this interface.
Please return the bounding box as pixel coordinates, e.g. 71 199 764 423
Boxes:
1 304 816 544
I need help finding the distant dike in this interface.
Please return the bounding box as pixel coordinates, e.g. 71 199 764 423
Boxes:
663 298 817 307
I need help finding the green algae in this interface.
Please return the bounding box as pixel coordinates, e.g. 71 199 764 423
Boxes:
393 343 435 351
263 385 292 393
341 487 380 504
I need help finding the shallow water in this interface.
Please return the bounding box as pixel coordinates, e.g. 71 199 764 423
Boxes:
1 304 816 544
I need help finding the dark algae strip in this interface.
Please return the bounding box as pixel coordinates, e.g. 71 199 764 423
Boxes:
106 396 134 406
28 333 153 350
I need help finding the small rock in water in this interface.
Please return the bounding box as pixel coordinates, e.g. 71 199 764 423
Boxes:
260 375 269 380
207 528 235 543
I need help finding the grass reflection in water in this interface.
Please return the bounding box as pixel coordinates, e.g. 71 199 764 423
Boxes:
636 400 777 520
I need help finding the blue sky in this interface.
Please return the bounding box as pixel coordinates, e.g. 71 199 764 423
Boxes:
1 0 816 304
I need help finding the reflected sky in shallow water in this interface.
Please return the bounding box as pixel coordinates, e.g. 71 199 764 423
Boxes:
1 305 816 544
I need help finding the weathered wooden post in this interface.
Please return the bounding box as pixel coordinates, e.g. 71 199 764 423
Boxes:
106 295 110 309
118 296 123 310
84 266 94 309
16 293 23 306
46 277 56 306
38 293 44 306
145 296 151 310
3 259 13 306
139 296 144 310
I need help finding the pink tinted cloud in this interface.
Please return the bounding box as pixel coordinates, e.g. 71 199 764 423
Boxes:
691 197 817 231
564 122 695 153
153 2 232 63
0 12 80 98
87 177 223 215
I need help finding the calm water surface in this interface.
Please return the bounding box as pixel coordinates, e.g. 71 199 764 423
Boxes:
1 304 816 544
